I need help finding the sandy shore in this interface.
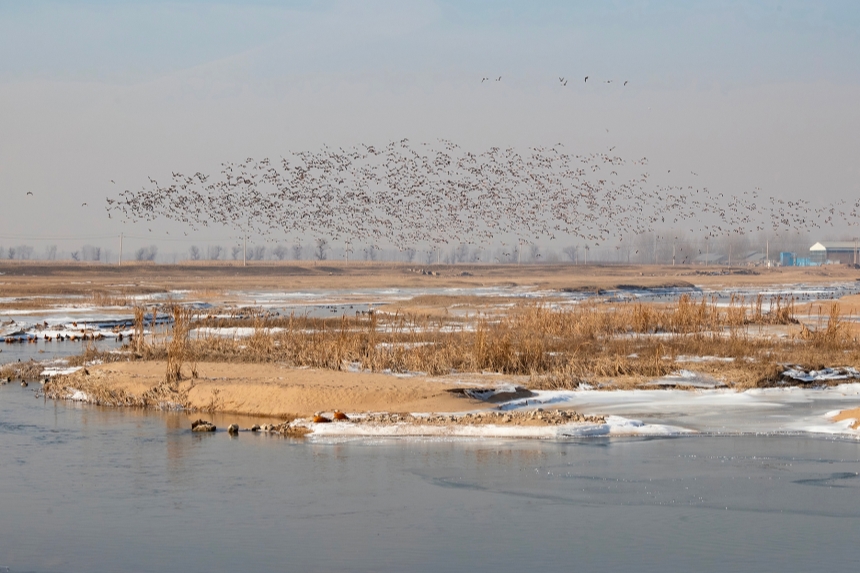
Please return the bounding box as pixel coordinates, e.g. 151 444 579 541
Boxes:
51 361 493 417
833 407 860 430
36 361 860 436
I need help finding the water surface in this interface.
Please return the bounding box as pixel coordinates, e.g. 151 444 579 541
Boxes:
1 385 859 572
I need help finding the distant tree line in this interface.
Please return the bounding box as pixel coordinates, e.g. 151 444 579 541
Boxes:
0 231 830 265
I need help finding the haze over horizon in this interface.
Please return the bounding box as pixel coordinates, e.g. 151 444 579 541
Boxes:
1 1 858 260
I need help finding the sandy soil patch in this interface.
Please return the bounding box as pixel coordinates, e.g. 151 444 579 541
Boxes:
60 361 488 417
833 407 860 430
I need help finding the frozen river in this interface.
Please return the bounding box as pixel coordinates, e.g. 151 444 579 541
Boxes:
1 384 859 572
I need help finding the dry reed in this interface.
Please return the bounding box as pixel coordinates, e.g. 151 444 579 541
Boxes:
76 294 859 389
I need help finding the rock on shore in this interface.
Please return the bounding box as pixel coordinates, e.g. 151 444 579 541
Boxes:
191 419 216 432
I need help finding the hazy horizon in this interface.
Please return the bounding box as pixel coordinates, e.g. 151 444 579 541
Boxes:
2 1 858 258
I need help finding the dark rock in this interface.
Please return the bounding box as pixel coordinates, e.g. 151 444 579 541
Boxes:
227 424 239 435
191 419 216 432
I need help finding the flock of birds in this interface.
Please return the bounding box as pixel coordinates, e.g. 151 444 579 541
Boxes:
106 138 859 251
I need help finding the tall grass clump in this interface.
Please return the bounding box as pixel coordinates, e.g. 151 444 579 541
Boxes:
102 293 857 389
165 305 194 385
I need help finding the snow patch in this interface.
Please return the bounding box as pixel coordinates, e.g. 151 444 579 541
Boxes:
40 366 82 377
305 415 692 440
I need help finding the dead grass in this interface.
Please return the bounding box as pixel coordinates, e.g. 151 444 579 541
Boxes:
88 291 132 307
80 294 855 390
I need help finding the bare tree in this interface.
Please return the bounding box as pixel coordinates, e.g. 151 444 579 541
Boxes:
135 245 158 261
44 245 57 260
315 238 329 261
231 245 242 260
252 246 266 260
403 247 416 263
16 245 34 260
529 244 541 262
81 244 101 261
562 246 578 263
292 243 303 260
189 246 201 260
363 244 377 261
70 250 80 261
272 245 288 260
453 244 469 263
207 245 223 260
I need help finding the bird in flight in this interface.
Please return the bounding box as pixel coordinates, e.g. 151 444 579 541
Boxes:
82 202 88 207
584 76 589 82
496 76 502 81
26 191 33 196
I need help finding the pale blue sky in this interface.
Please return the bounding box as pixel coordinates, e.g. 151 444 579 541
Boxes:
2 1 859 84
1 1 859 254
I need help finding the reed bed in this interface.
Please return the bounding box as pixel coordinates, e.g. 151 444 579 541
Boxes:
64 293 853 390
88 291 132 307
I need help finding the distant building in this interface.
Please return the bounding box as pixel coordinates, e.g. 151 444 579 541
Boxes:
809 241 860 265
693 253 725 265
740 251 767 265
780 252 818 267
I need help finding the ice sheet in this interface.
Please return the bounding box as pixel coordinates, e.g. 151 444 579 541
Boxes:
305 415 692 439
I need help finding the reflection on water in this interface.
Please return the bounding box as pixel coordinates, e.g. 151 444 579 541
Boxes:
0 339 123 367
1 385 859 573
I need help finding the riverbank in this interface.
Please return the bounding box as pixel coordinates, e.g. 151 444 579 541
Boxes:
42 361 483 417
34 360 860 438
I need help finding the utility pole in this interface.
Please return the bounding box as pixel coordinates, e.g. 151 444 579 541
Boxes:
243 236 246 267
118 233 123 266
706 236 709 266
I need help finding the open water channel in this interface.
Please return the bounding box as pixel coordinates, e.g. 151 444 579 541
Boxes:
1 383 859 573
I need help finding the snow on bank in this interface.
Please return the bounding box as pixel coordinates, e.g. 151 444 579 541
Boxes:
306 383 860 439
40 366 82 377
781 367 860 383
68 390 89 401
191 327 284 338
306 415 692 440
